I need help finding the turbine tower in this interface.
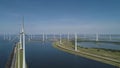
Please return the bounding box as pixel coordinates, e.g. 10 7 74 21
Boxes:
75 33 77 51
60 33 62 44
96 33 99 41
67 32 69 41
20 25 22 49
22 16 26 68
43 33 45 42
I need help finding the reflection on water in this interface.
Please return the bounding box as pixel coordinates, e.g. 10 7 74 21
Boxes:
0 36 119 68
0 39 14 68
78 42 120 50
26 41 117 68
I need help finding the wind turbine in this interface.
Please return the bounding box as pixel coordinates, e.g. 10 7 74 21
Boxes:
60 33 62 44
20 26 22 49
75 33 77 51
67 32 69 41
96 33 99 41
22 16 26 68
43 33 45 42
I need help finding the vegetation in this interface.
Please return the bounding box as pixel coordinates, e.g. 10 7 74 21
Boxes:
77 39 120 45
53 39 120 67
15 43 23 68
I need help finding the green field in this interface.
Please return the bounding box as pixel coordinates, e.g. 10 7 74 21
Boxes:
53 40 120 67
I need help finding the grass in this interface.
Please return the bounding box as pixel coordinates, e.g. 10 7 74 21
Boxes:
53 39 120 67
15 43 23 68
77 39 120 45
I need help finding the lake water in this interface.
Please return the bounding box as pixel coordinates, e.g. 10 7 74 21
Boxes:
26 41 117 68
0 39 14 68
0 35 118 68
78 42 120 50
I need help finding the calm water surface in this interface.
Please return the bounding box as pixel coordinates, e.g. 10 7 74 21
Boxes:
78 42 120 50
0 39 14 68
26 41 117 68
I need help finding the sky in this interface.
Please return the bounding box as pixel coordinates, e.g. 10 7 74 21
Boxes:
0 0 120 34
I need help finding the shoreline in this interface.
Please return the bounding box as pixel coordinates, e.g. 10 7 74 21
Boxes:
53 41 120 67
5 45 16 68
5 42 27 68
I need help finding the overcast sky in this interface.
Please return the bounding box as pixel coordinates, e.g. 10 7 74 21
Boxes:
0 0 120 34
